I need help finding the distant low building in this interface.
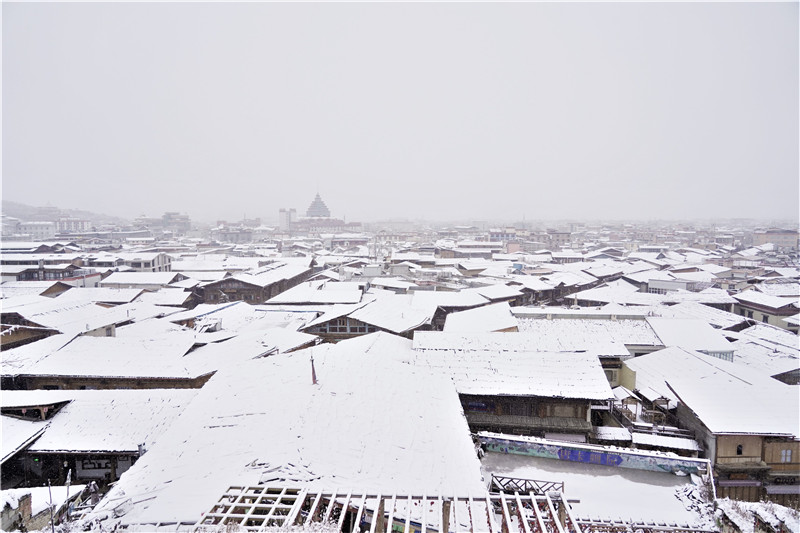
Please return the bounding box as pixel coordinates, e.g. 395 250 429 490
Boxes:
733 290 800 331
752 228 799 251
17 222 56 241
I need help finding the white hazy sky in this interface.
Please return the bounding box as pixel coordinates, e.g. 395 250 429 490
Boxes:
3 2 798 224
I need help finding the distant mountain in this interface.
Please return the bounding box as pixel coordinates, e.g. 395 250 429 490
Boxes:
2 200 131 226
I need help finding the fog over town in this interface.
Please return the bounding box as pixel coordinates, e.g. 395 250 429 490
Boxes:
3 2 798 224
1 2 799 533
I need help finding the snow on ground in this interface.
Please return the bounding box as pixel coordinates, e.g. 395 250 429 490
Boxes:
716 498 800 533
481 451 710 526
1 484 86 517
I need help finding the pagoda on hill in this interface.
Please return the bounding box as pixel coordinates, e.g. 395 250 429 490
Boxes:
306 193 331 218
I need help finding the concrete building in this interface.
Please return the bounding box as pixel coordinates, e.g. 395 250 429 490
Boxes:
17 222 56 241
752 229 799 251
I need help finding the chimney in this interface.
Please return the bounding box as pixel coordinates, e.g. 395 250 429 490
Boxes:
311 355 318 385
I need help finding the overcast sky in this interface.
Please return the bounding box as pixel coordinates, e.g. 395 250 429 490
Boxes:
3 2 798 225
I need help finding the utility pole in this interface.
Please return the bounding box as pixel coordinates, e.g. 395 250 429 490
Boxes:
48 479 55 533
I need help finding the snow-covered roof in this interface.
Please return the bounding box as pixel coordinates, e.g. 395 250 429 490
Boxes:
175 271 229 283
627 252 669 267
755 281 800 298
2 389 198 454
410 290 488 310
347 292 432 334
0 281 68 299
1 296 171 336
651 301 748 330
630 432 702 452
100 272 183 286
694 263 732 275
5 334 200 380
662 288 737 306
512 304 650 319
593 426 632 441
516 316 663 349
731 322 800 351
540 269 596 287
581 264 624 279
645 317 735 354
624 347 799 437
169 301 317 333
733 340 800 376
88 333 485 527
413 330 631 357
368 277 418 291
725 325 800 378
465 283 524 301
230 261 312 289
400 342 613 400
1 416 47 464
184 328 319 376
53 287 144 305
1 334 75 377
133 288 193 306
265 280 364 304
671 270 718 283
114 252 169 261
508 276 555 292
624 269 676 284
113 316 188 338
443 302 518 333
734 290 800 310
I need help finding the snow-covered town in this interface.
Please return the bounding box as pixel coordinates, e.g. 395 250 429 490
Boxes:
1 198 798 533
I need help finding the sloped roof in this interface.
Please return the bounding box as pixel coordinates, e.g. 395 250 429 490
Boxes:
133 288 193 306
465 283 524 301
625 347 799 437
652 301 748 330
1 416 47 464
1 297 170 336
88 333 485 526
402 337 613 400
645 317 734 353
734 290 799 311
230 261 312 289
266 280 363 305
7 334 199 380
348 292 432 334
54 287 144 305
516 317 662 348
100 272 184 286
4 389 197 454
443 302 518 333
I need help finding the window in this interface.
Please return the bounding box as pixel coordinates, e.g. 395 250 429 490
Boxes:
762 315 769 323
747 311 754 319
736 444 743 456
781 449 793 463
